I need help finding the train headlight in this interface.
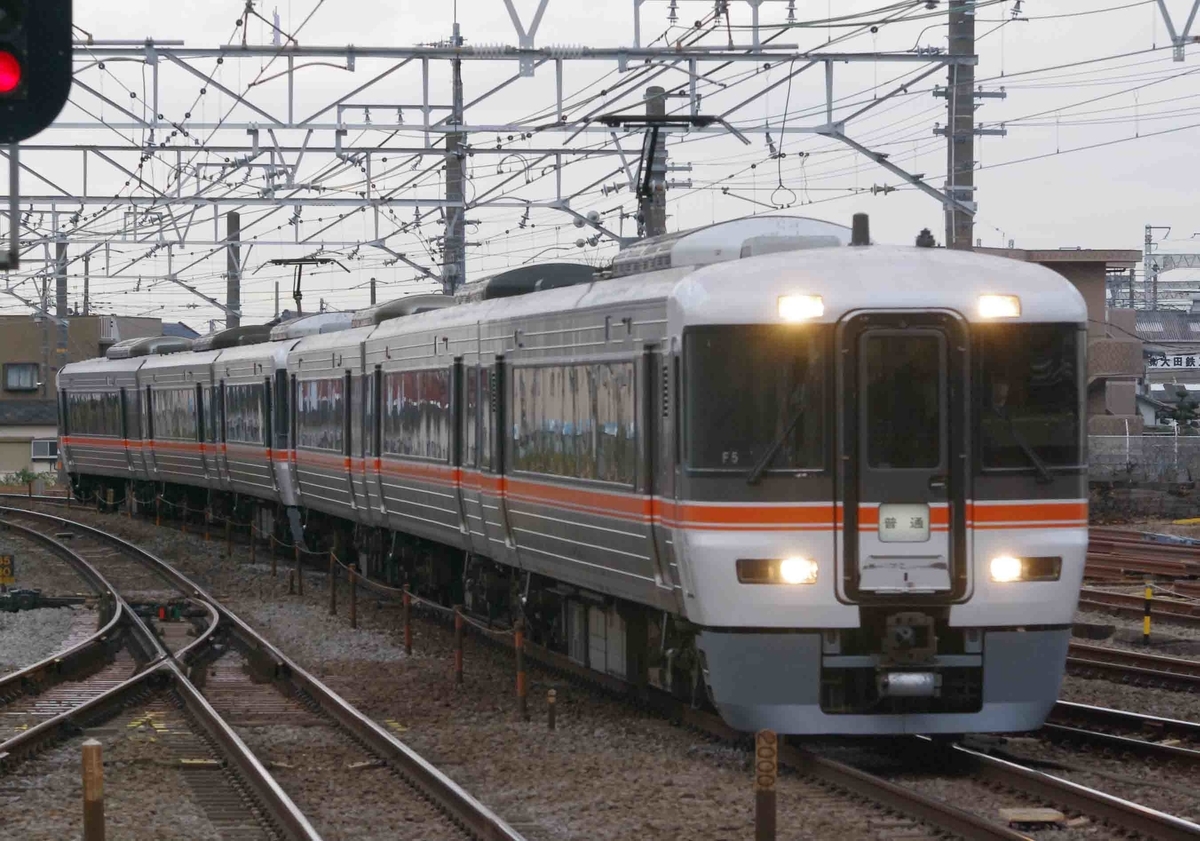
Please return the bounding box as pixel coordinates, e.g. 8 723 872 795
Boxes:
989 555 1023 583
989 555 1062 583
778 294 824 322
978 294 1021 318
736 557 819 584
779 557 819 585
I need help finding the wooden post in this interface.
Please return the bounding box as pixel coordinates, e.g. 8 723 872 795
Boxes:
349 564 358 630
403 590 412 655
454 606 464 685
82 737 105 841
225 518 232 558
288 569 295 595
154 493 159 527
547 689 556 730
270 535 277 576
204 508 211 542
515 617 528 721
249 524 256 565
754 730 778 841
126 482 132 518
181 500 188 535
328 552 337 616
105 487 114 511
294 546 303 596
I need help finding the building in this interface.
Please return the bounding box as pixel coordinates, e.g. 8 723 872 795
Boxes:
0 314 163 475
976 247 1144 435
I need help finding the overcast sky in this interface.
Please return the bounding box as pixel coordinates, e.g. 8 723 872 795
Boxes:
7 0 1200 324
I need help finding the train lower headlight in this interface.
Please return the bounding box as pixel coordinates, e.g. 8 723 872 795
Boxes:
978 294 1021 318
989 555 1023 583
779 557 819 585
778 294 824 322
988 555 1062 583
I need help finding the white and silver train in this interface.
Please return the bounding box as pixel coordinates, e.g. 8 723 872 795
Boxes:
58 215 1089 735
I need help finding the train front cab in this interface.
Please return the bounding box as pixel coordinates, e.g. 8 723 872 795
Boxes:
682 259 1088 735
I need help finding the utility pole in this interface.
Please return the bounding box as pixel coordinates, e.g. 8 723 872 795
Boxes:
226 211 241 328
640 85 668 239
945 1 975 250
370 277 377 306
443 23 467 295
82 252 89 316
274 281 280 318
54 239 67 394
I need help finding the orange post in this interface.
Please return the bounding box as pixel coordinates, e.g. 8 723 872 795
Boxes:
329 553 337 615
516 618 528 721
547 689 557 730
349 564 358 630
403 590 412 655
454 606 464 685
294 546 304 596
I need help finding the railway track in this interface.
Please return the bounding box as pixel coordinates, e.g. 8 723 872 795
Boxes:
1078 587 1200 627
1067 640 1200 692
0 506 526 841
1044 701 1200 763
11 496 1200 839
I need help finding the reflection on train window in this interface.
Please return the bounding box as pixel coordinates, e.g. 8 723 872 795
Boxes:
66 391 122 437
511 362 637 484
124 389 141 440
151 388 197 441
296 378 344 452
864 334 942 470
226 383 266 445
977 324 1081 469
464 367 479 467
381 369 451 461
684 326 824 472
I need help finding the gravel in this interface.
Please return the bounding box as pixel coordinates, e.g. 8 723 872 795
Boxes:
0 701 225 841
0 531 94 596
6 504 963 841
0 605 90 674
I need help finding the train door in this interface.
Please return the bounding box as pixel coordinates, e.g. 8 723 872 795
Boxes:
349 371 366 515
144 386 158 479
837 311 969 603
461 362 490 555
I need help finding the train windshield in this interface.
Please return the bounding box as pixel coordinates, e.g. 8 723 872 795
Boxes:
684 325 824 473
976 323 1082 470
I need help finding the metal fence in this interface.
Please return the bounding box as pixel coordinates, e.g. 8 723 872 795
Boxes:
1089 434 1200 484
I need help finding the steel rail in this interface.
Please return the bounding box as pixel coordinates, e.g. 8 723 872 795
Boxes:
0 517 322 841
1051 700 1200 741
1067 641 1200 691
1040 722 1200 763
1078 588 1200 627
0 505 528 841
940 740 1200 841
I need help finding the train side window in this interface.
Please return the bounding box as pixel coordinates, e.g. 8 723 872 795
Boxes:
151 388 198 441
380 369 452 461
510 361 637 485
66 391 123 437
296 377 345 452
226 383 266 445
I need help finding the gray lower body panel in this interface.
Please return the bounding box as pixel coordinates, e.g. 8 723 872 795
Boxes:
697 627 1070 735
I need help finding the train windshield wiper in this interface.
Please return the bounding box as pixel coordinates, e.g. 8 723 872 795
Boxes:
746 405 805 486
992 406 1054 484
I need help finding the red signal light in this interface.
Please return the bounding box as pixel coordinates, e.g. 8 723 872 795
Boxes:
0 51 20 94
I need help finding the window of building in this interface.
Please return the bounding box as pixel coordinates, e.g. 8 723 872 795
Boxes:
31 439 58 461
296 378 345 452
66 391 123 437
511 361 637 485
381 369 452 461
151 388 198 441
5 363 39 392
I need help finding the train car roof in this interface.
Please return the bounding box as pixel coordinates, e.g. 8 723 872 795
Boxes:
138 348 222 373
671 245 1088 328
214 338 297 370
58 355 146 387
